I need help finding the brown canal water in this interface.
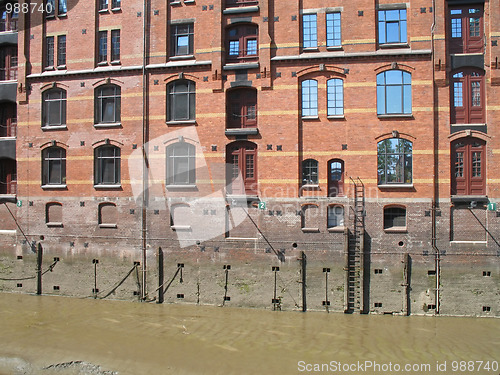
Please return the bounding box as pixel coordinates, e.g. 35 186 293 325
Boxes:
0 293 498 375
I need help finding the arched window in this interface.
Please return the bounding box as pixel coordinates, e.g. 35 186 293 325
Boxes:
166 142 196 186
226 24 258 63
95 84 121 124
451 137 485 196
42 88 67 128
328 159 344 196
377 138 412 185
94 145 121 186
166 80 195 122
451 69 485 124
98 202 117 228
376 70 411 115
42 146 66 186
301 79 318 117
384 205 406 230
302 159 318 186
327 78 344 116
328 205 344 228
226 141 257 196
226 88 257 128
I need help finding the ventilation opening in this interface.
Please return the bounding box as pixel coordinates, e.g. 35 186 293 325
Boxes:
374 269 383 274
374 302 383 308
53 285 60 291
177 294 185 299
428 270 436 276
398 241 404 247
483 306 491 312
483 271 491 277
16 283 22 288
16 255 22 260
427 304 436 310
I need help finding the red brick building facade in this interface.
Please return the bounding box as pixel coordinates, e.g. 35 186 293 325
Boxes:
0 0 498 316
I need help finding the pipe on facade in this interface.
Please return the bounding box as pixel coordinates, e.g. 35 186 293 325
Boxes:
140 0 149 300
430 0 441 315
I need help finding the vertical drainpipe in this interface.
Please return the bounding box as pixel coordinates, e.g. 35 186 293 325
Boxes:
430 0 441 314
140 0 148 300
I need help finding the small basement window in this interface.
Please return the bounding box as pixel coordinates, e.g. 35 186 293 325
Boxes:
384 206 406 230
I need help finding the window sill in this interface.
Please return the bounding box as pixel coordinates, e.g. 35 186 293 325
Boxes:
301 116 319 121
450 240 487 244
302 227 320 233
56 65 67 70
326 46 343 51
0 194 16 202
169 55 195 61
166 120 196 125
302 47 319 52
327 115 345 120
451 123 486 127
384 227 407 233
47 222 63 228
97 61 108 66
225 128 259 136
379 43 409 49
42 125 68 131
171 225 192 231
328 226 346 233
98 9 109 13
377 113 413 119
223 5 259 14
166 185 198 191
170 0 181 5
42 184 67 190
223 62 259 70
450 195 488 204
57 13 67 18
184 0 195 3
44 66 55 71
301 184 320 190
94 122 122 128
378 184 414 189
94 184 122 189
99 223 117 228
110 60 121 65
111 7 121 12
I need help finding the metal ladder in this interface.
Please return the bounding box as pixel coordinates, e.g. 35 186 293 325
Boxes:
346 177 365 313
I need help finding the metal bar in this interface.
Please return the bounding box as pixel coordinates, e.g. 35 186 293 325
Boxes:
157 247 164 304
36 243 43 295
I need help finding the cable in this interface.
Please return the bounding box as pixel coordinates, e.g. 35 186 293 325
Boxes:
2 202 32 247
96 264 138 299
0 259 59 281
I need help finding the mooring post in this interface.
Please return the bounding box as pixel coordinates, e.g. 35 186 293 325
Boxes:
157 247 164 304
36 243 43 295
301 251 307 312
93 259 99 299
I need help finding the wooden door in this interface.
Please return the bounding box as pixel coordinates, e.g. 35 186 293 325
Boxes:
227 142 257 196
452 138 485 196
